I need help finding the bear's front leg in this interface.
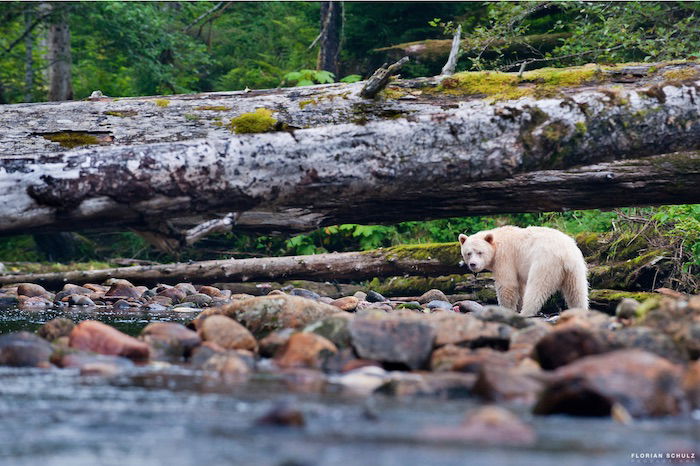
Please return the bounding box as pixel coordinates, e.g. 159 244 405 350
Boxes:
495 281 520 311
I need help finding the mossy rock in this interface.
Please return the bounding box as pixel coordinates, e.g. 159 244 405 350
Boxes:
589 289 658 314
364 274 469 297
588 249 669 290
42 132 101 149
228 108 277 134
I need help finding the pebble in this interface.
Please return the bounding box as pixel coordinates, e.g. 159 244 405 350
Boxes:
366 290 386 303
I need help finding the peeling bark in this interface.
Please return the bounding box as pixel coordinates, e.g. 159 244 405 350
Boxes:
0 63 699 237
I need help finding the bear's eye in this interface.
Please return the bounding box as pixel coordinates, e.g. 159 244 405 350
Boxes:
477 252 482 255
466 252 472 256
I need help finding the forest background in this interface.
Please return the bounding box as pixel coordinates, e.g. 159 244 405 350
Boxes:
0 1 698 285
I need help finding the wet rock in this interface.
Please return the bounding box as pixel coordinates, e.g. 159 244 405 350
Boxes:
349 317 435 370
189 341 226 367
427 300 453 311
355 301 393 313
473 306 532 329
144 302 168 311
274 332 337 369
304 313 353 348
68 295 95 306
18 296 52 308
534 325 609 370
83 283 107 293
104 278 135 287
676 320 700 359
330 296 359 312
353 291 367 301
433 346 518 373
58 352 134 376
613 326 687 362
0 332 53 367
418 289 448 304
534 349 685 418
453 300 484 313
195 295 341 338
423 406 536 446
683 361 700 409
175 283 197 295
198 315 257 352
37 318 75 342
556 308 614 330
17 283 51 298
256 401 305 427
280 367 327 393
290 288 321 301
62 284 93 295
187 293 213 308
510 323 552 354
366 290 386 303
69 320 150 360
157 287 186 303
200 351 251 375
258 329 294 358
104 283 142 300
376 372 477 399
429 313 512 349
141 322 201 361
616 298 640 319
473 366 544 405
0 295 19 307
197 285 224 298
112 299 131 309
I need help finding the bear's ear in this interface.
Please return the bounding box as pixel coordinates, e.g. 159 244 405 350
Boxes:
458 234 468 245
484 233 494 244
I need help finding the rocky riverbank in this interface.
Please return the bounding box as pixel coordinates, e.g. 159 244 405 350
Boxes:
1 278 699 448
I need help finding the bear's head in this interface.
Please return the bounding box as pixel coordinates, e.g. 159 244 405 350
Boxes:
458 232 495 273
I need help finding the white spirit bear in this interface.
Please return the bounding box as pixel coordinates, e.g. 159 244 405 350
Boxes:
458 226 588 317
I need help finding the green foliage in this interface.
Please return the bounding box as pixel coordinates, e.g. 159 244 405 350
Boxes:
283 69 335 87
340 74 362 83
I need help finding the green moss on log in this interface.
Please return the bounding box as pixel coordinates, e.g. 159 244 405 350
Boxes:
227 108 277 134
589 289 659 313
42 132 101 149
154 99 170 107
103 110 137 117
380 242 461 265
194 105 231 111
364 274 469 296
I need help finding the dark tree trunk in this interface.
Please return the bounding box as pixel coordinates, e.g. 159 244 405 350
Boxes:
24 5 35 103
45 2 72 101
316 1 343 77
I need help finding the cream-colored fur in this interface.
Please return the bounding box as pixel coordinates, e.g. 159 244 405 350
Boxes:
459 226 588 317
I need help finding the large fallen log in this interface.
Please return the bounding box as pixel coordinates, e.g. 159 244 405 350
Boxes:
0 243 466 288
1 62 699 238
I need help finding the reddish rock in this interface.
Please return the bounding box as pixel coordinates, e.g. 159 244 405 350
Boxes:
534 349 685 417
141 322 201 361
613 326 687 362
473 366 543 405
450 347 519 373
349 317 435 370
534 325 609 370
510 323 551 353
199 351 251 375
556 308 614 330
175 283 197 295
197 286 224 298
18 296 52 308
157 287 187 303
104 283 142 299
424 406 536 446
330 296 359 312
69 320 150 360
37 318 75 342
274 332 337 369
198 315 257 352
62 284 93 295
0 332 53 367
256 402 305 427
683 360 700 409
417 289 449 304
83 283 108 293
190 341 226 367
258 329 293 358
16 283 51 298
194 294 341 337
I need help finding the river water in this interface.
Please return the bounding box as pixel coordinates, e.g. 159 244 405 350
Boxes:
1 308 698 466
